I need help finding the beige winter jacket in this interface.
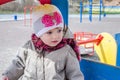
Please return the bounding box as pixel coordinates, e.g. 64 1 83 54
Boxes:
3 40 84 80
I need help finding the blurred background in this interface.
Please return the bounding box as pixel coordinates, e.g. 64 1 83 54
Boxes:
0 0 120 14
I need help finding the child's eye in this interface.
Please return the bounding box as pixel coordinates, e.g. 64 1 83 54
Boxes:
57 29 62 33
46 31 52 34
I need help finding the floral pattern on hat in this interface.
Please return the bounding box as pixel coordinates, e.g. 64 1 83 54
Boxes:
42 11 62 27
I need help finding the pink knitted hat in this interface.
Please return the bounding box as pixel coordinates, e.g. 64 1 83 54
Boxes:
32 4 64 37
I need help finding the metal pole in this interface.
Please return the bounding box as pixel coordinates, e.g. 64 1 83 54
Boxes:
24 7 27 26
99 0 102 21
89 0 92 22
80 0 83 23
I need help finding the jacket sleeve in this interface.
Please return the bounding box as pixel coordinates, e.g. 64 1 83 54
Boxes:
2 47 28 80
65 48 84 80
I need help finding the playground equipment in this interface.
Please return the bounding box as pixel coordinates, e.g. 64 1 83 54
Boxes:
115 33 120 67
0 0 105 23
75 32 118 66
1 0 120 80
24 6 35 26
74 32 98 55
75 32 120 80
80 0 106 22
80 58 120 80
94 32 117 66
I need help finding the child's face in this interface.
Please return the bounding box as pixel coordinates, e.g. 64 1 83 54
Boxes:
40 27 63 47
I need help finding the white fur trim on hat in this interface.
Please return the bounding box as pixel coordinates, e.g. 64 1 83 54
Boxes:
36 23 63 37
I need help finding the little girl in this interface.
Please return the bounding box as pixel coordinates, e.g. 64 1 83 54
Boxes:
2 4 84 80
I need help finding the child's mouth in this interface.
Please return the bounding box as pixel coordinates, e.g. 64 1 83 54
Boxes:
52 41 58 43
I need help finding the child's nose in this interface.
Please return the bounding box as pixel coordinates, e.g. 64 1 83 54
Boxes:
52 33 59 39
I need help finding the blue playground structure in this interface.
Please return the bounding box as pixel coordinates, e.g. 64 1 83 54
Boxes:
80 0 106 22
79 0 120 22
115 33 120 67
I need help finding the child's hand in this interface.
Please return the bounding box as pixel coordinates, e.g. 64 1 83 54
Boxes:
2 76 9 80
